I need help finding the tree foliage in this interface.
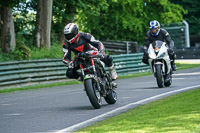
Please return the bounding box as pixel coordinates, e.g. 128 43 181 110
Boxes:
13 0 36 35
0 0 186 56
0 0 24 8
169 0 200 36
9 0 186 45
77 0 185 44
0 0 23 53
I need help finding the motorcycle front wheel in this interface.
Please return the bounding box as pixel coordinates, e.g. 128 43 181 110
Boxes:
155 64 164 88
84 79 102 109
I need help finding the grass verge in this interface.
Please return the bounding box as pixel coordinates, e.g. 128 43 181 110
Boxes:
76 88 200 133
0 63 199 93
176 63 200 70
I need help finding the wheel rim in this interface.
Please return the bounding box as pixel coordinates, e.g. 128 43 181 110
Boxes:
111 90 117 100
93 82 101 104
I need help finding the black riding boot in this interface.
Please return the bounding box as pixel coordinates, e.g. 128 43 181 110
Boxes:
169 50 176 71
165 73 171 83
171 60 176 71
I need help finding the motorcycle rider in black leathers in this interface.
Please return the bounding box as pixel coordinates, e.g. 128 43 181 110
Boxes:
142 20 177 72
63 23 118 83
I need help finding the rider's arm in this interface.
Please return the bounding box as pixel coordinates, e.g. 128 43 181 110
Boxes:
83 33 105 53
63 41 71 64
162 29 174 50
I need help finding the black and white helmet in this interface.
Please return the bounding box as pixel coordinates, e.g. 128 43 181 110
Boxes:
64 23 79 43
149 20 160 36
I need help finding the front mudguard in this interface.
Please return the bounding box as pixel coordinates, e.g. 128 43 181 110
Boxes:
84 74 100 91
153 62 165 77
84 74 97 80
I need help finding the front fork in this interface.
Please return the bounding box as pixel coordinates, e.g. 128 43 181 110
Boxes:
80 57 101 91
80 63 85 78
90 57 101 91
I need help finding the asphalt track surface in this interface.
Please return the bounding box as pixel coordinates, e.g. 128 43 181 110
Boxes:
0 67 200 133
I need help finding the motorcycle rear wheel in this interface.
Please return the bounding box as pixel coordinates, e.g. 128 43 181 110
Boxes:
104 90 117 104
164 75 172 87
84 79 102 109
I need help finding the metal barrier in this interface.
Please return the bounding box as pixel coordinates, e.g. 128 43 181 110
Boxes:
163 21 190 48
0 53 150 88
102 41 138 54
112 53 150 75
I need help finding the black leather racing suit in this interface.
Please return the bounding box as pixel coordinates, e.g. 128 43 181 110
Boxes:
63 32 113 79
142 28 176 69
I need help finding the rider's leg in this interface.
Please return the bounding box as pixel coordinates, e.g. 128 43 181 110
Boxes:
168 50 176 71
66 65 81 80
101 55 118 80
142 52 149 65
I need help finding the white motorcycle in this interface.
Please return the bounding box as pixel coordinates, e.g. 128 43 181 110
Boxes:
148 40 172 88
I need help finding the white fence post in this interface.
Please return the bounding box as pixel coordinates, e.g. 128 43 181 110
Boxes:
183 20 190 48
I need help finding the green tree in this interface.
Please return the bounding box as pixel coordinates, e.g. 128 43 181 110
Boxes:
77 0 186 44
0 0 22 53
13 0 36 35
169 0 200 36
52 0 79 44
52 0 96 44
33 0 53 48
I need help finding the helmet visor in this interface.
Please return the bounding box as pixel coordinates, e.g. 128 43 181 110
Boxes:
65 33 75 41
150 28 159 34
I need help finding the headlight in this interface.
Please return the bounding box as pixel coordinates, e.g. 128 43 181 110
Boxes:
149 53 156 59
154 47 159 53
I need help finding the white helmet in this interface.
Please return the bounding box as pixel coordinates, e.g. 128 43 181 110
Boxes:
149 20 160 36
64 23 79 43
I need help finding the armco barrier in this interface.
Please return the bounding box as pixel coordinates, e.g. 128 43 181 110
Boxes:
112 53 150 75
0 59 66 88
0 53 150 88
102 41 138 54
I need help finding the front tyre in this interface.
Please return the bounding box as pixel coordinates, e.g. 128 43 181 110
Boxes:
155 64 164 88
84 79 102 109
104 90 117 104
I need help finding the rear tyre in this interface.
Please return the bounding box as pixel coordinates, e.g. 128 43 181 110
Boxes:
84 79 102 109
155 64 164 88
164 75 172 87
104 90 117 104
